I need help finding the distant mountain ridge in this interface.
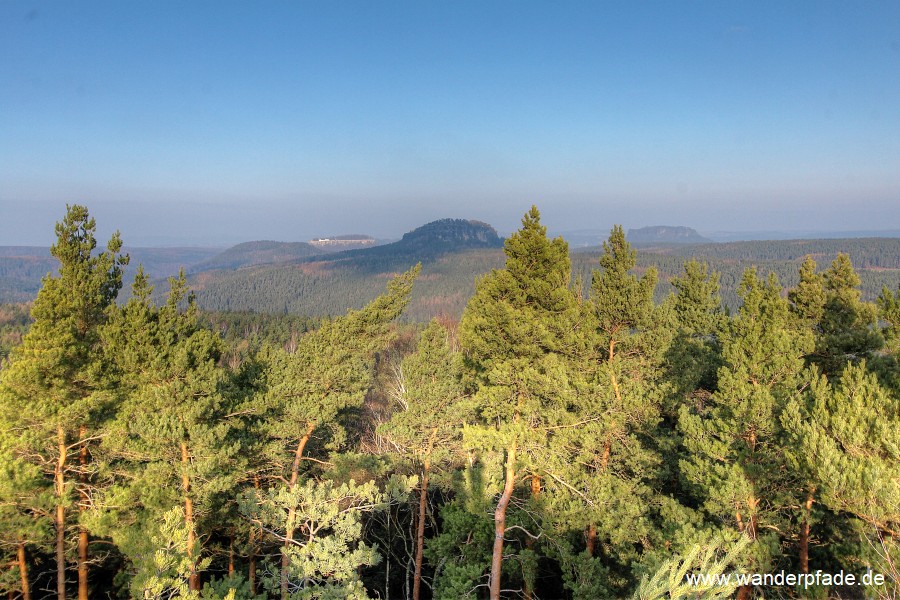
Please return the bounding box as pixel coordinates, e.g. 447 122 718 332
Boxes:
3 221 898 322
627 226 711 245
189 219 502 274
191 241 324 272
300 218 503 266
391 218 502 252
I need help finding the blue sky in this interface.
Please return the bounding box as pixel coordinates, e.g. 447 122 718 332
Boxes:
2 1 899 245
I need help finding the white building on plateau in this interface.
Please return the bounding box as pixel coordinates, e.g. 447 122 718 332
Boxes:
309 236 376 247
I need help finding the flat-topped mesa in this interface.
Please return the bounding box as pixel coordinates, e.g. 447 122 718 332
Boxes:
398 219 502 249
627 225 712 245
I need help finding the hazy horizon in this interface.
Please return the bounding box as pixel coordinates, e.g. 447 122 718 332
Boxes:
3 2 899 246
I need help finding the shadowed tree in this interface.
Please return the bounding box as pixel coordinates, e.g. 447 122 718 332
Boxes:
377 319 468 600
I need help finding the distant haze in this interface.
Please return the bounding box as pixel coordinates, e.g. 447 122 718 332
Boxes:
2 2 899 245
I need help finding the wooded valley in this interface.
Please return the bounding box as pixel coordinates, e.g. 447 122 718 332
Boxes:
1 205 898 599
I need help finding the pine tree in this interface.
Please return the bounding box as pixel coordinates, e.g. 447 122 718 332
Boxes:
667 259 725 419
877 284 900 355
784 362 899 538
544 226 660 589
789 256 826 328
816 254 882 374
458 206 583 599
783 362 900 594
255 266 418 600
0 205 127 600
874 284 900 389
239 475 414 599
90 269 240 595
0 441 51 600
679 268 813 599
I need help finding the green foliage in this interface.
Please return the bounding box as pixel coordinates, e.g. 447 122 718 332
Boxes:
591 224 658 340
680 268 813 571
378 319 467 466
240 476 414 599
255 265 419 478
130 508 218 600
0 303 31 367
458 206 586 595
91 268 242 589
0 204 129 596
784 363 899 537
816 254 883 373
631 534 750 600
789 256 827 326
425 465 496 599
2 205 898 598
666 260 725 399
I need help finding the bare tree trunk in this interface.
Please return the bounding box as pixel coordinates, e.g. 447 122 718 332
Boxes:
18 541 31 600
585 524 597 557
181 442 200 592
55 426 67 600
77 427 89 600
800 492 814 574
282 422 315 600
489 440 518 600
228 536 235 576
248 532 257 596
412 461 430 600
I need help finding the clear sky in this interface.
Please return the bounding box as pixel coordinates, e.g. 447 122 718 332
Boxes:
2 1 899 245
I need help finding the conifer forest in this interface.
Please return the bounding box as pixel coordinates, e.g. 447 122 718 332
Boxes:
2 204 899 600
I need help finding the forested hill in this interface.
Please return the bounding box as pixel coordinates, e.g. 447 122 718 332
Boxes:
189 240 326 272
185 219 505 320
0 246 221 303
659 237 900 267
313 218 503 264
3 230 898 321
184 231 900 322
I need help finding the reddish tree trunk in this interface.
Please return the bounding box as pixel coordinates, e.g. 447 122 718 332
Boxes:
249 475 260 596
228 536 235 576
282 422 316 600
77 532 88 600
77 427 89 600
55 427 67 600
800 492 814 574
586 524 597 557
181 442 200 592
18 541 31 600
489 441 518 600
736 499 759 600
